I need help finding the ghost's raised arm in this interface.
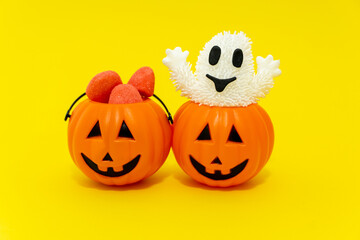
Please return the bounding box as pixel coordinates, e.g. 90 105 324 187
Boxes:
162 47 197 97
249 55 281 100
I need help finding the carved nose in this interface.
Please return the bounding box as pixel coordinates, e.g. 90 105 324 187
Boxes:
211 157 222 165
102 153 113 161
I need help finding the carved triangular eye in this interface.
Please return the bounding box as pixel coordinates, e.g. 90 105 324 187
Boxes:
87 121 101 138
197 124 211 140
227 125 243 143
118 121 134 139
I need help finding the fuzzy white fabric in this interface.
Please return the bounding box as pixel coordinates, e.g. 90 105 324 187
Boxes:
163 31 281 107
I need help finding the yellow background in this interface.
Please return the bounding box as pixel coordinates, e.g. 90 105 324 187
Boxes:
0 0 359 239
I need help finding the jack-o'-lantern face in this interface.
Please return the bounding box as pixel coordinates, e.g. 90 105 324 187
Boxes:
189 124 249 181
68 99 172 185
80 120 141 178
172 101 274 187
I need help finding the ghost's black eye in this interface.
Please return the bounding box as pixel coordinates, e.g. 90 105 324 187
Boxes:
118 121 134 139
197 124 211 140
209 46 221 65
232 49 243 68
87 121 101 138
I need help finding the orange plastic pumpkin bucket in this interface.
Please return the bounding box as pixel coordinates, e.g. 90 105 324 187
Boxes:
65 94 172 186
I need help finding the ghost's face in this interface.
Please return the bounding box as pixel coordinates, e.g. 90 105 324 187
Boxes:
194 32 255 106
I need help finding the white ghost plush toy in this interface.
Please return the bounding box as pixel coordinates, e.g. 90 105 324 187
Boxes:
163 31 281 107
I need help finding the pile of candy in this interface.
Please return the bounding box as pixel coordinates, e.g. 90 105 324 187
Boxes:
86 67 155 104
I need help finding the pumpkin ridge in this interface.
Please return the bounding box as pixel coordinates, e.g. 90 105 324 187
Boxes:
140 102 164 178
173 101 192 123
172 102 195 165
68 100 91 162
173 103 193 170
69 101 97 167
245 105 267 179
252 106 269 169
254 105 274 161
146 100 171 170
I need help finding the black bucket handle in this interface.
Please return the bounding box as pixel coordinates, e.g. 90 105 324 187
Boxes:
64 93 173 124
64 92 86 121
152 94 173 124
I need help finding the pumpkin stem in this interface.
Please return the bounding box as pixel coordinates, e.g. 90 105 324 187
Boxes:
152 94 173 124
64 92 87 121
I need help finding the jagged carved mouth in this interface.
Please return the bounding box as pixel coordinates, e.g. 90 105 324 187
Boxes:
206 74 237 92
190 155 248 180
81 153 140 177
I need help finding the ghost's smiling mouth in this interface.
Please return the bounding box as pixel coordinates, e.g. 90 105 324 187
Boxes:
206 74 237 92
